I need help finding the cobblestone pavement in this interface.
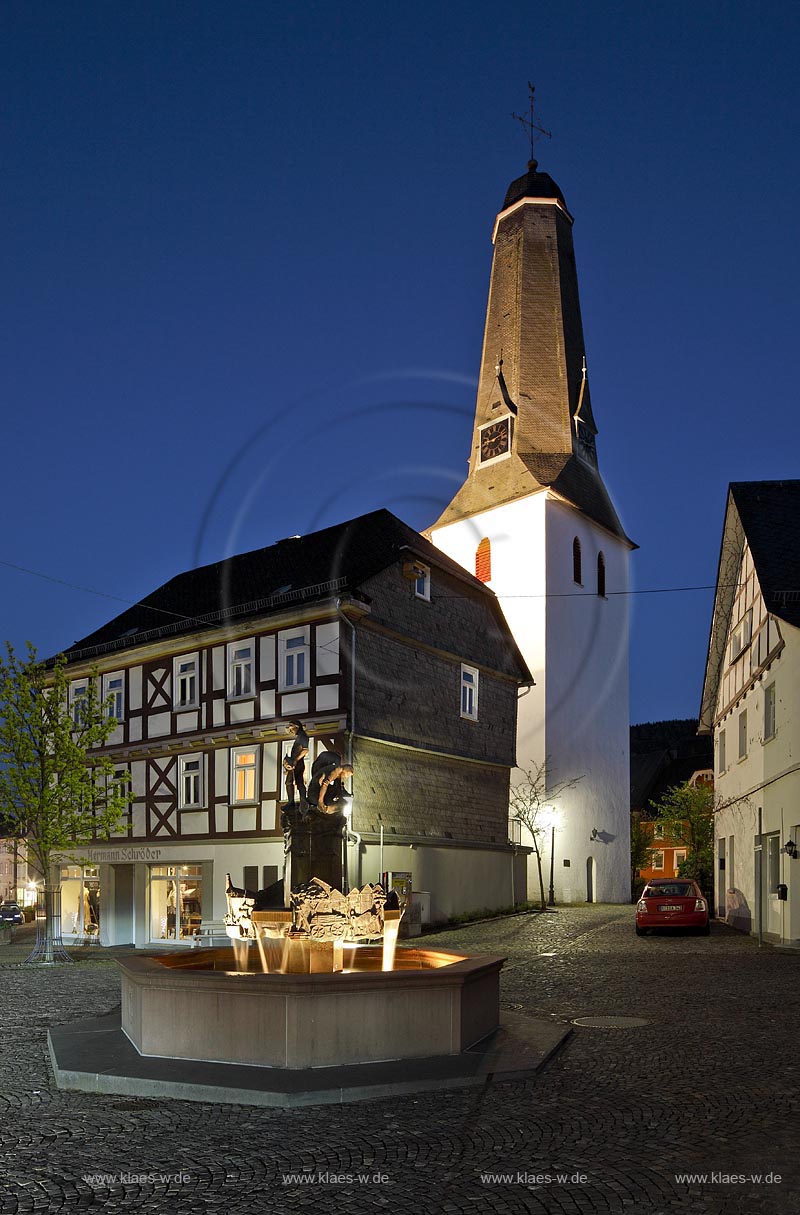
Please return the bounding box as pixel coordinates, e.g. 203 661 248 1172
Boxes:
1 907 798 1214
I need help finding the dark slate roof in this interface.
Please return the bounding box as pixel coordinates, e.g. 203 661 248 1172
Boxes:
730 481 800 629
523 453 635 545
61 509 529 676
502 163 567 212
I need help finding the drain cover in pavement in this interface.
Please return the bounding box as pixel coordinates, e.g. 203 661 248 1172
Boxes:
572 1016 649 1028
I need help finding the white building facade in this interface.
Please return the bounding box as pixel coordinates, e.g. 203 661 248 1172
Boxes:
700 481 800 944
431 162 633 903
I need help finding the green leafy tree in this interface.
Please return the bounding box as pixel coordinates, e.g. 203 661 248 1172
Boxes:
509 762 583 909
0 643 130 961
650 780 715 901
630 811 655 900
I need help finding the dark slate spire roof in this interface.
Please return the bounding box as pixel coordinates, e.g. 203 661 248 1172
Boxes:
730 481 800 628
61 509 529 677
502 161 567 211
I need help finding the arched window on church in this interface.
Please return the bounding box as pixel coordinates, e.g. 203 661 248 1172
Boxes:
597 552 606 598
475 537 492 583
572 537 582 585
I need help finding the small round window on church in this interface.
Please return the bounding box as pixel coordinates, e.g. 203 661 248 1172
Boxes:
475 538 492 583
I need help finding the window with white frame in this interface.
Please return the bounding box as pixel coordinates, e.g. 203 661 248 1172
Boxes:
178 755 203 808
731 609 752 661
718 728 727 774
69 680 89 726
674 849 687 873
414 563 430 601
653 823 664 840
460 665 479 720
278 628 310 692
227 640 254 699
651 850 665 870
102 672 124 722
231 747 258 804
738 709 748 760
174 654 199 709
764 683 776 741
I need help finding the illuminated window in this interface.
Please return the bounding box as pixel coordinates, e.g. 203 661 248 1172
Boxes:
475 538 492 583
460 665 479 721
231 747 258 804
227 640 254 699
572 537 582 585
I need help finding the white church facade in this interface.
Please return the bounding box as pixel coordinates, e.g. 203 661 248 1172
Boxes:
430 161 634 903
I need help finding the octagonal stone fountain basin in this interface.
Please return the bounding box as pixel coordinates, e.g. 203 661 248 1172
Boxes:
118 946 505 1070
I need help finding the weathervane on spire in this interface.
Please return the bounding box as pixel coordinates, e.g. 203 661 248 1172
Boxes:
512 82 551 168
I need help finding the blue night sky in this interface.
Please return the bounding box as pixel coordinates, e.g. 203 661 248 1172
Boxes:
2 1 799 726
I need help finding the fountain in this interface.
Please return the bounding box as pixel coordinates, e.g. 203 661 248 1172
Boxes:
117 870 504 1069
49 782 533 1106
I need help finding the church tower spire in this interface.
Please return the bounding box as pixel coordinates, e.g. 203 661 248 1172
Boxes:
432 160 627 542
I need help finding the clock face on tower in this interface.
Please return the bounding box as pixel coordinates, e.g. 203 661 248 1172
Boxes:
479 416 512 465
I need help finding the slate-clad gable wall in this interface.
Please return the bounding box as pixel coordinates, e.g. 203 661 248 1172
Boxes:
359 565 523 682
353 737 509 845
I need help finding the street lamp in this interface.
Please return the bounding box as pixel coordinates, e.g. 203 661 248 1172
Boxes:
542 808 560 906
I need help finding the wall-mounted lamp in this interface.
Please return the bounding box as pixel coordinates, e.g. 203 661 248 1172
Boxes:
785 839 798 859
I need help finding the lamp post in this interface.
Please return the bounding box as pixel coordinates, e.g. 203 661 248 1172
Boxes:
543 808 559 906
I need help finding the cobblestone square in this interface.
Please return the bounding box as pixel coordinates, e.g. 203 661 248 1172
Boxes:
1 906 797 1214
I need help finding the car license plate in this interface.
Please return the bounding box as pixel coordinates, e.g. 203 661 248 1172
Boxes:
659 904 682 912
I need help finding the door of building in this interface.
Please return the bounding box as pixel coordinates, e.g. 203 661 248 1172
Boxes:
112 864 134 945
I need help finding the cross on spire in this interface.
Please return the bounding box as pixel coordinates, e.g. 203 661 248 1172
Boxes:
512 82 551 167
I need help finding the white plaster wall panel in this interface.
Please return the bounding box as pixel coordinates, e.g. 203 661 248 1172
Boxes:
147 712 170 738
212 647 225 690
215 808 228 834
132 807 147 836
176 712 198 733
131 762 146 798
316 623 340 677
179 811 208 835
213 700 225 727
232 808 257 833
215 750 228 796
315 684 339 712
262 743 279 791
107 722 124 745
281 692 309 715
129 718 142 742
260 636 276 682
129 668 142 711
230 701 255 724
259 690 276 718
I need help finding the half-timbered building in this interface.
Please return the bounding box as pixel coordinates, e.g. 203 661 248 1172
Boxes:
700 482 800 944
57 509 531 946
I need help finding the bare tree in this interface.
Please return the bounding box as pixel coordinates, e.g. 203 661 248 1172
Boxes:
509 762 583 909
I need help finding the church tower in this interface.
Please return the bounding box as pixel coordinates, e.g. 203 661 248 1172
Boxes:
430 159 634 904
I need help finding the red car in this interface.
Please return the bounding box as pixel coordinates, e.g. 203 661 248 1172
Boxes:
636 879 709 936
